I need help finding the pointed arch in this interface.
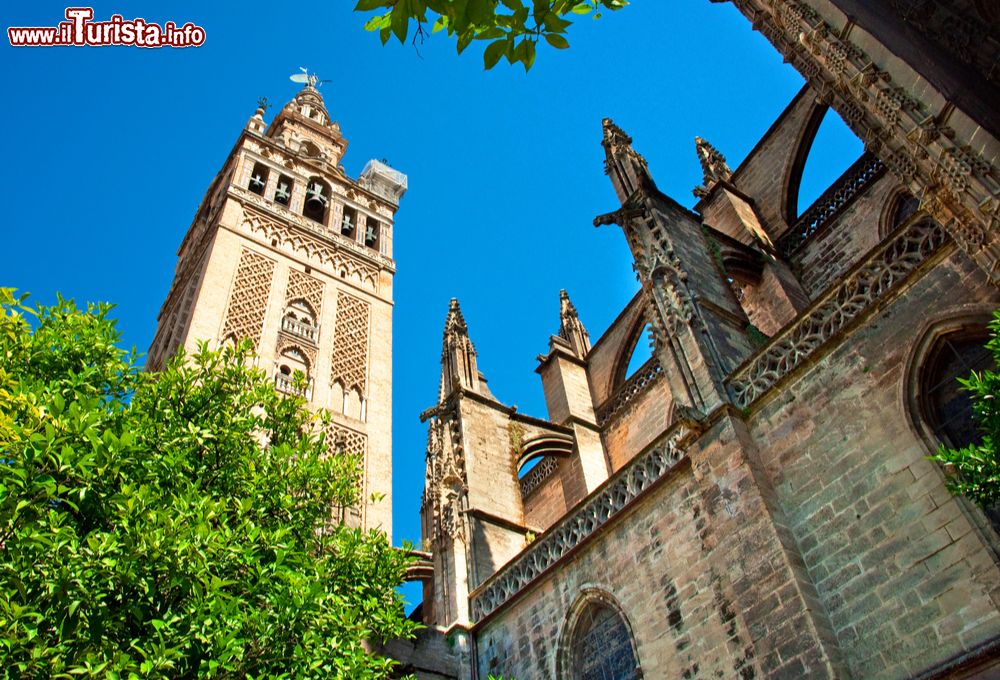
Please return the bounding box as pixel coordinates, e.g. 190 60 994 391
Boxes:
786 106 865 221
783 101 829 224
557 588 641 680
611 311 655 391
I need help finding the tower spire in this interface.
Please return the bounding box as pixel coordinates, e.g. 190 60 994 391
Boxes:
693 135 732 198
439 298 480 401
558 289 591 357
601 118 656 203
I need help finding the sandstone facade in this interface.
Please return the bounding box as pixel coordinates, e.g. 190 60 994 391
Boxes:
412 3 1000 678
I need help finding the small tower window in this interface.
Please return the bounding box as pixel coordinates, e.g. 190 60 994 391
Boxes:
342 206 357 237
248 162 269 196
364 217 380 251
274 175 294 206
303 177 329 224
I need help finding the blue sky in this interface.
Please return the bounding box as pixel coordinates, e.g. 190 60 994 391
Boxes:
2 2 861 610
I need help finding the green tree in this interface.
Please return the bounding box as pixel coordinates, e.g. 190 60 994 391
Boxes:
354 0 629 71
0 289 417 678
931 310 1000 510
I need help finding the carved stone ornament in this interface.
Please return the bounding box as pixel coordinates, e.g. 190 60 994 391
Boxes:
729 217 949 408
471 428 689 621
716 0 1000 283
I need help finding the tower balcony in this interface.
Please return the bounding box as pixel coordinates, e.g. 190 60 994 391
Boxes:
274 374 313 400
281 315 319 343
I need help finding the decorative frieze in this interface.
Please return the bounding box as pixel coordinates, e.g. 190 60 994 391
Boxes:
470 429 688 621
729 217 949 408
596 357 664 427
237 200 381 292
232 184 393 270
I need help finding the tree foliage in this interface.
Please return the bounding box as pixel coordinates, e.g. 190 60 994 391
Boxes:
931 310 1000 510
0 289 417 678
354 0 629 71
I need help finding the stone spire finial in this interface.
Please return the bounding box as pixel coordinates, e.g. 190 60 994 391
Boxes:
693 136 733 198
601 118 655 203
247 97 268 134
558 289 591 357
439 298 480 401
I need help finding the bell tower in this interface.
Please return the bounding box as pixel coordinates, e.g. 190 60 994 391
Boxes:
148 79 406 540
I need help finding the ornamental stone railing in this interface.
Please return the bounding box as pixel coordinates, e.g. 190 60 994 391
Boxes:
729 217 948 408
470 430 687 621
596 357 663 427
779 153 886 256
274 374 312 400
519 456 559 498
281 315 319 343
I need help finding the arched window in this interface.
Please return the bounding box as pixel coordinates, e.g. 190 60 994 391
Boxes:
881 190 921 238
275 347 311 398
920 325 992 450
303 177 329 224
274 175 294 206
562 597 640 680
341 206 357 237
248 162 269 196
364 216 380 251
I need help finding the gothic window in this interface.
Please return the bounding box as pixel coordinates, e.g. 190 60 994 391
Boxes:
919 325 992 450
881 190 921 238
248 162 269 196
303 177 329 224
274 175 294 206
341 206 357 237
564 599 640 680
364 216 380 251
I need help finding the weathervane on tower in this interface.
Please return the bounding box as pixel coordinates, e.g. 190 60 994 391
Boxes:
289 67 330 88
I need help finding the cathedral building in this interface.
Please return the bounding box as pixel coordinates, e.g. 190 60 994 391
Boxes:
148 81 406 538
395 1 1000 678
146 1 1000 677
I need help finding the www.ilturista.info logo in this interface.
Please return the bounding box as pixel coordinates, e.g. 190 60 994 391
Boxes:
8 7 205 48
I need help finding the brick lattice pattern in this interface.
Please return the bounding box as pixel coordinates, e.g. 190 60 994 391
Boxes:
330 291 370 395
220 248 276 348
284 268 325 316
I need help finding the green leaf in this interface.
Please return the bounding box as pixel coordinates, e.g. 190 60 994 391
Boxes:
544 33 570 49
484 39 508 69
390 0 410 43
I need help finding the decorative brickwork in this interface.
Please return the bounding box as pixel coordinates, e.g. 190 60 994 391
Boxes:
325 421 368 523
284 268 324 317
330 291 370 395
238 199 381 291
730 217 948 407
220 248 275 348
471 430 686 621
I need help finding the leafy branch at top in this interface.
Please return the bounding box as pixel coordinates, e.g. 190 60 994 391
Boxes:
354 0 629 71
